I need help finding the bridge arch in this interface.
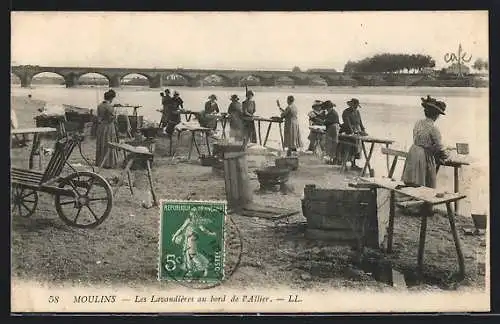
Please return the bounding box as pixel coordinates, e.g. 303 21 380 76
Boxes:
164 73 190 86
121 73 151 86
10 72 21 85
202 74 232 87
31 71 66 87
309 76 328 86
77 72 111 86
240 74 261 86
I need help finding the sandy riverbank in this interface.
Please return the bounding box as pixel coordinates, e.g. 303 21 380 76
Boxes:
10 96 488 293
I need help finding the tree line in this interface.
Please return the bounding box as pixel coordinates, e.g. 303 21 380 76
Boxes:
343 53 436 73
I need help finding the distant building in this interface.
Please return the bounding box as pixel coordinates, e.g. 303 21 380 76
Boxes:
306 68 337 73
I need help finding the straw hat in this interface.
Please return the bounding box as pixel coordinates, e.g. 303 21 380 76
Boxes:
347 98 360 107
312 100 323 108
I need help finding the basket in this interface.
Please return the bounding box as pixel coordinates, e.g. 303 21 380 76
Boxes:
200 155 218 167
255 166 290 187
471 214 487 230
139 127 160 138
275 157 299 171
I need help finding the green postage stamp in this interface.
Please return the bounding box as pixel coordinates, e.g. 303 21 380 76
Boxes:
159 200 226 283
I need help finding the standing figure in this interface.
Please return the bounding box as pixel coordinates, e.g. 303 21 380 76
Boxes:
165 91 183 136
242 90 257 143
278 95 303 156
200 94 220 130
402 96 449 189
307 100 326 152
95 89 119 169
340 98 367 170
159 89 173 129
323 100 341 165
171 207 217 277
227 94 244 142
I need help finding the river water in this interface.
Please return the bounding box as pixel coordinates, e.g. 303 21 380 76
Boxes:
11 84 489 215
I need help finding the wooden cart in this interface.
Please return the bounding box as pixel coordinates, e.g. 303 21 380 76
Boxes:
11 133 114 229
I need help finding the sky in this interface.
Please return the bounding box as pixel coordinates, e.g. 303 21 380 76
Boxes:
11 11 489 72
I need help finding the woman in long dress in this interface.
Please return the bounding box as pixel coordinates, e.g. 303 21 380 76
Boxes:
322 100 341 164
95 89 119 169
200 94 220 130
278 95 303 156
402 96 449 188
340 98 367 170
242 90 257 143
227 94 244 141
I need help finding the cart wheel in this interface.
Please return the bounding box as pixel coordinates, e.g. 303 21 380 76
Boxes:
55 171 113 229
11 185 38 218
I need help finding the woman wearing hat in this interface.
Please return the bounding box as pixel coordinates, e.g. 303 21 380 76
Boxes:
200 94 220 130
306 100 327 152
242 90 257 143
322 101 341 164
340 98 367 170
164 91 184 136
95 89 119 168
401 96 449 189
227 94 244 141
278 95 303 156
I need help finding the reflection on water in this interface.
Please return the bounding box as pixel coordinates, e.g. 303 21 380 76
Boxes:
11 84 489 211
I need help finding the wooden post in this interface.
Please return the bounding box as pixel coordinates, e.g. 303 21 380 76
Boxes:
223 151 252 211
146 160 158 206
417 203 430 279
257 120 262 145
454 167 460 214
446 202 466 278
387 190 396 253
263 122 273 147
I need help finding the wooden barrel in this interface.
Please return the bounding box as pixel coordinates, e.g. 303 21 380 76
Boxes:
223 151 253 210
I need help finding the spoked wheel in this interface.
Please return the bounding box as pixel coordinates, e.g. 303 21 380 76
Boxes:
11 185 39 218
54 171 113 229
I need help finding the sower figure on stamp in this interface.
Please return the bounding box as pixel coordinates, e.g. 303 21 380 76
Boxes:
172 207 217 278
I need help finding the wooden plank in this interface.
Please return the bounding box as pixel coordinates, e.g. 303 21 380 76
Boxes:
339 134 394 144
380 147 470 167
358 177 466 205
11 127 57 135
381 147 408 157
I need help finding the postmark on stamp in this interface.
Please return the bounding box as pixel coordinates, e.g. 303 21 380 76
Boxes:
159 200 226 283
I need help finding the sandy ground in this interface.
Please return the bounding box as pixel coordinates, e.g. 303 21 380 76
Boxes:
11 96 487 292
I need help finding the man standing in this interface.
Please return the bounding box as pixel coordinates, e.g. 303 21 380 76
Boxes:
340 98 367 170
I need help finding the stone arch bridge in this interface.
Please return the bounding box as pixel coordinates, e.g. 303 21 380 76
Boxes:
11 65 351 88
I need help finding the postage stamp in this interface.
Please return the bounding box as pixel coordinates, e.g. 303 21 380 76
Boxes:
159 200 226 283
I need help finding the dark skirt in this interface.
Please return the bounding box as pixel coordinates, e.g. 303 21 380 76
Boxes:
243 120 257 143
339 135 362 161
95 122 118 168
